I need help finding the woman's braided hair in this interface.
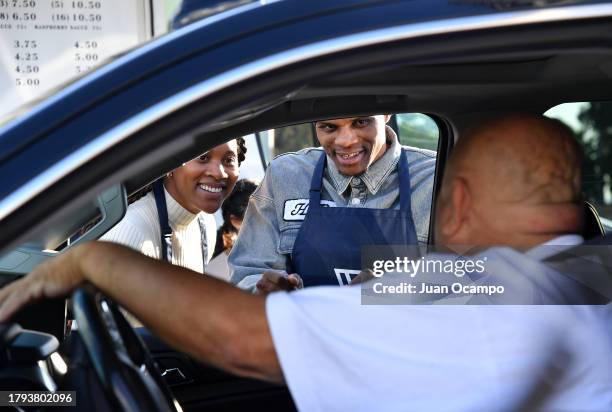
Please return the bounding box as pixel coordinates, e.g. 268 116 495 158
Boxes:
236 136 247 165
128 137 247 204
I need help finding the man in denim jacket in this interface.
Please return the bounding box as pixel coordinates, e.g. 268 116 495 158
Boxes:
229 115 436 293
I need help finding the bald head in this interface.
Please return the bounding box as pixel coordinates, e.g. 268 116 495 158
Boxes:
435 113 583 250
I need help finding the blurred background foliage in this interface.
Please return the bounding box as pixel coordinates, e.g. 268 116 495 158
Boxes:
547 101 612 219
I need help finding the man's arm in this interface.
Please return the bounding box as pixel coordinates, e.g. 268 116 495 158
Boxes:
0 241 283 383
229 165 296 292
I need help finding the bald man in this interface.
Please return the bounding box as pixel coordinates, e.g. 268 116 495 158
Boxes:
435 114 582 250
0 114 610 411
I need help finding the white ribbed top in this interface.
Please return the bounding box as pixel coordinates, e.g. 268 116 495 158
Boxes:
100 187 216 273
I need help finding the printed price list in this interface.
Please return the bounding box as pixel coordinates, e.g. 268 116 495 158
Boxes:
0 0 150 119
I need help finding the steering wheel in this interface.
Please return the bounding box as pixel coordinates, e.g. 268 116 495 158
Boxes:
71 285 181 412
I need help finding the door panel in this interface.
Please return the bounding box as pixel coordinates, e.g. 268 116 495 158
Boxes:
136 327 296 411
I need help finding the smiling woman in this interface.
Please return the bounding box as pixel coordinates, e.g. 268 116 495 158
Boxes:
165 141 243 215
100 138 247 274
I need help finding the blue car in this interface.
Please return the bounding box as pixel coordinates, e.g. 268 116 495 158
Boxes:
0 1 611 410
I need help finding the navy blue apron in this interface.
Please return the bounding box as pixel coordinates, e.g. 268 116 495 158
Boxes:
153 180 208 272
291 150 419 287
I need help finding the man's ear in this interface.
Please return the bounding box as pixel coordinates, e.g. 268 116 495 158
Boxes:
383 114 391 123
438 176 471 241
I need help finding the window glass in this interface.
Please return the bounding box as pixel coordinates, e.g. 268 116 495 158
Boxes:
271 123 317 158
394 113 439 151
265 113 439 160
545 102 612 225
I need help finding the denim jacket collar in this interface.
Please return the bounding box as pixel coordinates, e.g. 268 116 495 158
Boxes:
326 126 401 196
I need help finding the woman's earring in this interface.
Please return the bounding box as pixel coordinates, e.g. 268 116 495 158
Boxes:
167 171 174 178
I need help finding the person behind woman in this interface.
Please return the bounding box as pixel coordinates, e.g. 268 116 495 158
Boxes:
101 138 247 273
207 179 258 280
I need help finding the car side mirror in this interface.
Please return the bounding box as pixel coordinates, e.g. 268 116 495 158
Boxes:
68 184 128 246
0 184 127 276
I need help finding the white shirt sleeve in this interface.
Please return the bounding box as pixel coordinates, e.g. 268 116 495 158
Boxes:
266 287 612 412
200 212 217 264
265 287 496 412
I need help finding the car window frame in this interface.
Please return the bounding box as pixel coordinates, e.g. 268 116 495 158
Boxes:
2 4 612 254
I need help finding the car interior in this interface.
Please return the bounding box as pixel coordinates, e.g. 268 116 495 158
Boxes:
1 8 612 411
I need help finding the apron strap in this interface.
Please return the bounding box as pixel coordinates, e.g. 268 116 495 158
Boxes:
308 152 326 210
153 180 173 263
197 216 208 272
397 149 413 214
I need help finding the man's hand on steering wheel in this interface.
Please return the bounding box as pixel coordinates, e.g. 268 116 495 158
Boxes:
0 243 181 412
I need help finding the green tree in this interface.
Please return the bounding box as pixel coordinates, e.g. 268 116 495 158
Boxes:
396 114 439 151
273 123 315 157
577 102 612 206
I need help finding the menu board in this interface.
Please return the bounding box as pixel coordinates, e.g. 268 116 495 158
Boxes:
0 0 155 119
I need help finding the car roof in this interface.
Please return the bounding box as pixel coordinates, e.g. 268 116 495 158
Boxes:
171 0 609 28
1 0 606 161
